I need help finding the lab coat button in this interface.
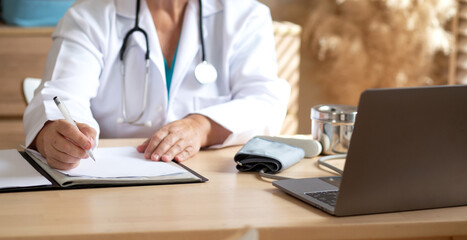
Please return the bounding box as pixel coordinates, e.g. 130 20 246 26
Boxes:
156 105 163 112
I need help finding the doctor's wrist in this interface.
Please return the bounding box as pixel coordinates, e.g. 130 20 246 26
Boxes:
32 121 53 157
185 114 230 148
184 114 209 146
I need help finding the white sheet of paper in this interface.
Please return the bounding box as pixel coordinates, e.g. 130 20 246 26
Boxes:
0 149 52 188
32 147 188 178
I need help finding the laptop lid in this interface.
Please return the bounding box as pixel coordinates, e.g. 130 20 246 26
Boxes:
334 85 467 216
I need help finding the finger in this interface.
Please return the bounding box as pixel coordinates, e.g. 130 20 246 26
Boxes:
47 150 82 166
136 139 150 153
144 130 169 160
47 156 80 171
174 146 196 162
77 123 97 144
51 133 89 159
160 139 185 162
150 133 180 161
55 120 92 150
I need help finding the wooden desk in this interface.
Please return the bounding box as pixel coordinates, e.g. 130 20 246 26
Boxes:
0 138 466 240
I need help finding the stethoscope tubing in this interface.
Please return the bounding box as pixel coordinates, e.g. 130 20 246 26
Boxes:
198 0 207 62
118 0 215 126
120 0 150 62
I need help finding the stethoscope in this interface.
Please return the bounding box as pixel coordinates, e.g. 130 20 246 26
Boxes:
117 0 217 127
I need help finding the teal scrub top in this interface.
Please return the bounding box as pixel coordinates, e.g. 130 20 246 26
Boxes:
163 44 179 96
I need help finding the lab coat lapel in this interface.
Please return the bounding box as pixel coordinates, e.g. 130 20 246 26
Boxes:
139 1 166 85
170 0 223 98
169 0 223 97
169 0 201 99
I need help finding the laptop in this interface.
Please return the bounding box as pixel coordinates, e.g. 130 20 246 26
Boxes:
273 85 467 216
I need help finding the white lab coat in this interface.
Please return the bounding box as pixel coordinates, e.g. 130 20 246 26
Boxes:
23 0 290 148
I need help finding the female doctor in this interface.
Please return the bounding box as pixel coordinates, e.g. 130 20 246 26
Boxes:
23 0 290 170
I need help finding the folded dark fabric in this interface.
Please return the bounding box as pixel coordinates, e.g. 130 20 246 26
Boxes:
234 137 305 173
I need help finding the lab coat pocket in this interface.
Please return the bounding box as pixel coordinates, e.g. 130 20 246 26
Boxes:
193 95 232 110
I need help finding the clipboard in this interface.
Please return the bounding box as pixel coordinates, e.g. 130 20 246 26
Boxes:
0 148 208 194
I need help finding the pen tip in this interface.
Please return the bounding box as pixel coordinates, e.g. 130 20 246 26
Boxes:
88 151 96 162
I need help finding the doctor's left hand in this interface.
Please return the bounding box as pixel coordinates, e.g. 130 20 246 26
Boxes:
136 114 230 162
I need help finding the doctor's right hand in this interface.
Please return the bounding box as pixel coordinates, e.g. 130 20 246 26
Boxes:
32 120 96 170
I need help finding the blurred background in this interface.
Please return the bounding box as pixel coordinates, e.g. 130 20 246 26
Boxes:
260 0 461 134
0 0 465 149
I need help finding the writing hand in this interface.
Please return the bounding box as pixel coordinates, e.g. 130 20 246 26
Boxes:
33 120 97 170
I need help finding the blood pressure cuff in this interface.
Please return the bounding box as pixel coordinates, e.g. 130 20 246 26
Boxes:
234 137 305 173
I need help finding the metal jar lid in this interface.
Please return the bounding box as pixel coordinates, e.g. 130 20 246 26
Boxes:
311 104 357 123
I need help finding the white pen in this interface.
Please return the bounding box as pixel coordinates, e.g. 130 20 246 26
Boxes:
53 96 96 161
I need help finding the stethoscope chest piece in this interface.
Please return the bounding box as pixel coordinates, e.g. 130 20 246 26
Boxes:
195 61 217 84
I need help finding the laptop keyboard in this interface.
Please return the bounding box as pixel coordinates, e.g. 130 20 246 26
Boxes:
305 191 338 207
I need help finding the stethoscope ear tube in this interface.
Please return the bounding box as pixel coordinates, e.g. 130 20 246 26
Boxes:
117 0 152 127
119 0 150 61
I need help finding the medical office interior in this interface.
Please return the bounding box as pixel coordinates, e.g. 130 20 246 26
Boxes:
1 0 467 239
1 0 465 147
